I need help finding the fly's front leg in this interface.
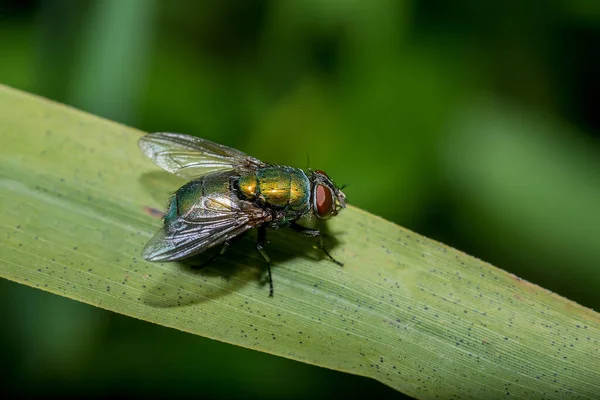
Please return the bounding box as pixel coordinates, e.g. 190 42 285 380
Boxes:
316 234 344 267
291 223 344 267
257 225 274 297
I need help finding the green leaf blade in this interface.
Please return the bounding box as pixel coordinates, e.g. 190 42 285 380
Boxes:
1 84 599 399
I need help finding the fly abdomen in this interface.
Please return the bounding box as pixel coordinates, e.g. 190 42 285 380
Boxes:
164 173 235 225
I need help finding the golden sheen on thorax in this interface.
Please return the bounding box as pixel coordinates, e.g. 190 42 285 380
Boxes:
239 166 310 210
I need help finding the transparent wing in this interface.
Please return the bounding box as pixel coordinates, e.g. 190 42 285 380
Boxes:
142 192 272 262
138 132 267 179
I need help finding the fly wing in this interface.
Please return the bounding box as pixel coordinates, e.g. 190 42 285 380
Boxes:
138 132 267 179
142 190 272 262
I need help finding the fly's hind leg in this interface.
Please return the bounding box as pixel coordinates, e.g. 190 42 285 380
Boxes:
190 241 231 269
257 225 274 297
291 223 344 267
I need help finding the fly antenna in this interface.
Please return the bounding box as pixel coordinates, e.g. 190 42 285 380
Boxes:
306 152 312 172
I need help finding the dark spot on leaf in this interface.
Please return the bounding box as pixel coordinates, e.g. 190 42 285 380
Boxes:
143 206 165 219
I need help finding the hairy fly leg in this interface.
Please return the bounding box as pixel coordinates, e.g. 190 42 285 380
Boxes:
256 225 274 297
291 223 344 267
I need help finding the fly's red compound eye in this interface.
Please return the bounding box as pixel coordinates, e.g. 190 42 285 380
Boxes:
315 184 334 218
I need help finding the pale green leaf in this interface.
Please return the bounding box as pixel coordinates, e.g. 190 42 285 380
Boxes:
0 84 599 399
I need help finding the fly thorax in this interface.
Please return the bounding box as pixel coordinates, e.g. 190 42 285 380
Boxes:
252 167 310 210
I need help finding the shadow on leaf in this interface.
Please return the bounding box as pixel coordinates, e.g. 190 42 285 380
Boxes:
142 225 344 307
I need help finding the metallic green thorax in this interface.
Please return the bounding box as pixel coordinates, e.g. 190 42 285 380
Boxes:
238 166 310 222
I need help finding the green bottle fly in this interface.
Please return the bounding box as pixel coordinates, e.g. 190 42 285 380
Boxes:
139 133 347 296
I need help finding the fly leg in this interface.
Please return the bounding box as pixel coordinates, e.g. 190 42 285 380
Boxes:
190 241 230 269
316 234 344 267
257 225 274 297
291 223 344 267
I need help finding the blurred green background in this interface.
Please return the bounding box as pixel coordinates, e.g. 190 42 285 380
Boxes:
1 0 599 398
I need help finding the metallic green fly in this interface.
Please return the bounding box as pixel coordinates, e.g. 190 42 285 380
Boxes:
139 132 347 296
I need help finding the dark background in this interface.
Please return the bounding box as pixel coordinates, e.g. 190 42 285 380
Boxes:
1 1 599 398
